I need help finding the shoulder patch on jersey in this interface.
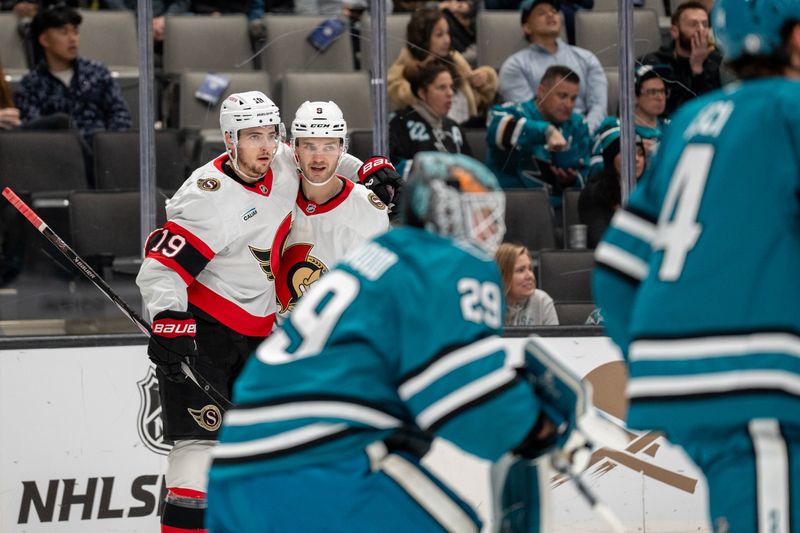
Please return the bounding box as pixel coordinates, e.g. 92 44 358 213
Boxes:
367 192 387 210
197 177 221 192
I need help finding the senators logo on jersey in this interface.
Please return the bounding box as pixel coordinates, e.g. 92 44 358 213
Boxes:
275 243 328 313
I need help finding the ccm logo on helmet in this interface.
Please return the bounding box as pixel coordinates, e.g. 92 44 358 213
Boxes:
153 322 196 336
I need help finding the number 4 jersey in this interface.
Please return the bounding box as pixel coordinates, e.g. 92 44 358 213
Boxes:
592 78 800 440
209 227 544 481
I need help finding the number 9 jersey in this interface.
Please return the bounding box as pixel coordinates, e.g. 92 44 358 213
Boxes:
592 77 800 440
209 226 546 480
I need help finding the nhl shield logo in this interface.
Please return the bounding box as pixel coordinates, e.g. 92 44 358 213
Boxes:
137 367 171 455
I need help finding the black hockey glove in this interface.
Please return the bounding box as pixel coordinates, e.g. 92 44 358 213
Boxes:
148 310 198 383
358 156 403 210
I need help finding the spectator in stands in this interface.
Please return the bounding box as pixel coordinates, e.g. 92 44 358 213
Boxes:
486 65 590 209
391 1 477 61
388 6 498 126
15 3 132 146
389 59 472 169
579 125 647 248
0 54 70 130
638 1 722 116
633 63 671 155
498 0 606 133
495 242 559 326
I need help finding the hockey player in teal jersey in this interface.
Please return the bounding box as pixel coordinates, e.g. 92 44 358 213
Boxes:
593 1 800 531
205 152 608 532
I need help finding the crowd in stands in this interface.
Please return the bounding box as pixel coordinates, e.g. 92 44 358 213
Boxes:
0 0 726 326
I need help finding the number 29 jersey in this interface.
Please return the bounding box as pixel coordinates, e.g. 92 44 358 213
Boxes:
592 78 800 438
210 227 542 482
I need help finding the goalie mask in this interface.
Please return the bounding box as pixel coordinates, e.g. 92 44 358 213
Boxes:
400 152 506 255
219 91 284 177
291 101 349 188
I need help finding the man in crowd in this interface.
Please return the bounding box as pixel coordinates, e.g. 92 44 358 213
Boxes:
638 1 722 116
15 3 131 146
498 0 607 133
487 65 591 208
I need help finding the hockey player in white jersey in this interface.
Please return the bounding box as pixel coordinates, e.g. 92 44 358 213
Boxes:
136 91 295 533
135 90 386 533
275 101 390 315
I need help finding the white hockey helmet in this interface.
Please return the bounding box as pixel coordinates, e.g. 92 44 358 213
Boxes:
291 101 348 149
219 91 283 148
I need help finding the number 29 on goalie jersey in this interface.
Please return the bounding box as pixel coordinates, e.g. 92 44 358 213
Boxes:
210 227 545 481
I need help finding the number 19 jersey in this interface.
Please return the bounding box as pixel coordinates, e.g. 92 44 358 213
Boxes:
592 78 800 439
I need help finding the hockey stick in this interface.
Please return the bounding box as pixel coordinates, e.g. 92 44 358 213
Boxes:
2 187 233 411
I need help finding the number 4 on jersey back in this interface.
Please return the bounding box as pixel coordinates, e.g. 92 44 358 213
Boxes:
652 144 714 281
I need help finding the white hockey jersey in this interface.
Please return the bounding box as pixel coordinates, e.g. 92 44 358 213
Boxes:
275 177 390 315
136 146 298 337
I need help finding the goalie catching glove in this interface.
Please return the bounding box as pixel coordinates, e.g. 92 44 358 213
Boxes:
513 338 629 475
358 156 403 209
149 310 198 383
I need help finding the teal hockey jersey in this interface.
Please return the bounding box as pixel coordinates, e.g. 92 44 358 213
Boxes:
209 227 543 481
486 100 590 206
592 78 800 441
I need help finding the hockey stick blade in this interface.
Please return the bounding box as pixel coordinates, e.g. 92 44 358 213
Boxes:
2 187 233 411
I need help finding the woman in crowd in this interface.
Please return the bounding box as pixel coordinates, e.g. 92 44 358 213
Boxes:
389 59 472 168
579 127 647 248
495 243 559 327
388 5 497 126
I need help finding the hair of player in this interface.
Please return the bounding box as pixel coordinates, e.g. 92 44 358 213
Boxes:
670 1 708 26
540 65 581 88
406 58 459 100
406 6 450 61
727 20 800 79
494 242 532 298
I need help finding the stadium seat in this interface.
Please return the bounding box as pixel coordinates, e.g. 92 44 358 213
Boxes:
280 72 372 130
178 70 272 131
554 301 597 325
0 13 30 77
575 9 661 68
537 249 595 301
561 187 582 248
361 13 413 72
68 190 167 275
476 10 567 73
503 189 557 252
347 129 374 162
163 15 255 75
92 130 187 191
78 9 138 72
260 15 355 98
464 128 488 164
605 66 620 116
0 131 88 194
